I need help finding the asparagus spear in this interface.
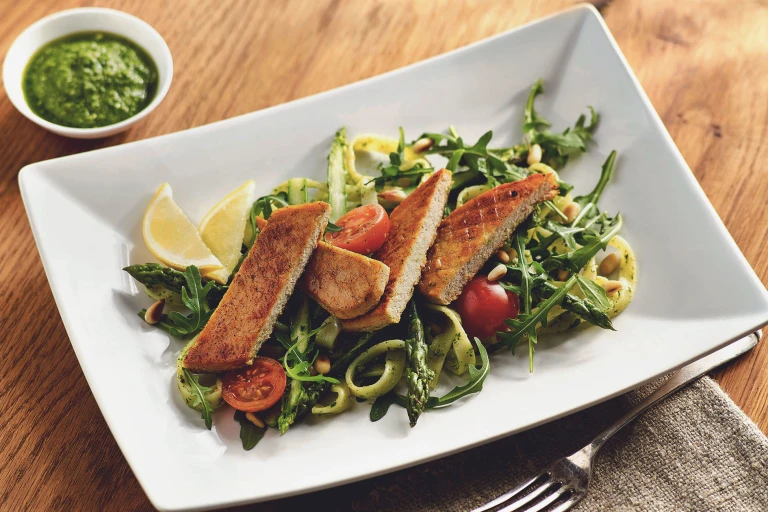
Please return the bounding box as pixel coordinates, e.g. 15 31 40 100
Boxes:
327 127 348 222
404 300 434 427
123 263 227 307
278 297 314 434
532 280 614 330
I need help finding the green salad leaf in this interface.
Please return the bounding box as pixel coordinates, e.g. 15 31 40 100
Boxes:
533 280 614 331
543 220 584 250
125 263 227 308
570 151 616 227
182 368 215 430
423 129 526 183
425 338 489 408
498 274 579 372
575 274 611 311
277 328 339 385
140 265 215 338
542 214 623 272
369 127 433 190
370 393 399 422
234 410 267 450
325 222 342 233
523 79 598 169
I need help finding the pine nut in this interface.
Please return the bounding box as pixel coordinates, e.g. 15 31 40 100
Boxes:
496 249 510 263
557 269 569 281
377 188 407 203
314 355 331 375
245 412 265 428
507 248 518 260
527 144 542 165
413 137 434 153
429 322 444 336
599 253 620 276
563 202 581 224
487 264 508 282
602 280 623 295
144 299 165 325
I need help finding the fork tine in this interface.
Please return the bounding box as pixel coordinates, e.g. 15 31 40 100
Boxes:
508 487 573 512
547 493 583 512
471 473 550 512
495 480 558 512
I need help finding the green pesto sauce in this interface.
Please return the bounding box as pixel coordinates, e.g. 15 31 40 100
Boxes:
23 32 158 128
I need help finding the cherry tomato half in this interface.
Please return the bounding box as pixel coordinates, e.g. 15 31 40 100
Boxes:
454 276 520 340
325 204 390 254
222 357 287 412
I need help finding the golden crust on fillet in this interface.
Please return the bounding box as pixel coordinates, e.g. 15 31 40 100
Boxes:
343 169 452 332
419 173 559 305
184 202 330 373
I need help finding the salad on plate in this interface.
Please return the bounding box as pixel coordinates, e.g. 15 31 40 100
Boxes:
123 80 637 449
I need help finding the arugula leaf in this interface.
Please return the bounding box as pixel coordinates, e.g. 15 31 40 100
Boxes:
570 151 616 227
542 214 623 272
526 232 559 261
426 338 490 408
499 281 523 295
328 332 376 378
513 226 532 315
575 275 610 311
370 393 399 422
544 220 584 250
423 129 526 184
126 263 228 309
372 338 490 420
280 327 339 385
511 225 536 371
325 222 342 233
252 193 289 222
369 127 433 189
522 79 598 169
182 368 215 429
283 343 340 384
446 149 465 172
533 279 614 331
498 275 579 372
233 410 266 450
523 79 551 135
142 266 215 338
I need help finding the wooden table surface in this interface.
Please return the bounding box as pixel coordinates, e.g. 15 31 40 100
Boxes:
1 0 767 509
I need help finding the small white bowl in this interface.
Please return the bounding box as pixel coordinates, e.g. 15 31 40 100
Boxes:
2 8 173 139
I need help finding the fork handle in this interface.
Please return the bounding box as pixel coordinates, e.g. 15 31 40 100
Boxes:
585 330 760 457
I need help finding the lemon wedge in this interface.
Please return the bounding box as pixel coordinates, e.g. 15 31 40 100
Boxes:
143 183 224 273
198 180 257 284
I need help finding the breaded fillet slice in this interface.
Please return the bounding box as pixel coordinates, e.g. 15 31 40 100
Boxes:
419 173 559 305
343 169 452 332
303 242 390 319
184 202 330 373
258 215 390 319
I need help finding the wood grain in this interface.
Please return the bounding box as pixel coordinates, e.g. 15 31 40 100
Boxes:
0 0 766 510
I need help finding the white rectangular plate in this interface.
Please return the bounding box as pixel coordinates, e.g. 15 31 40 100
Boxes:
19 5 768 511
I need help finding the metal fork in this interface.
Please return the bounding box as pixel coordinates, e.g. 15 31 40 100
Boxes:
473 330 761 512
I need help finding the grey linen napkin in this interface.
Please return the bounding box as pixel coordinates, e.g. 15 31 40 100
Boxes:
265 377 768 511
